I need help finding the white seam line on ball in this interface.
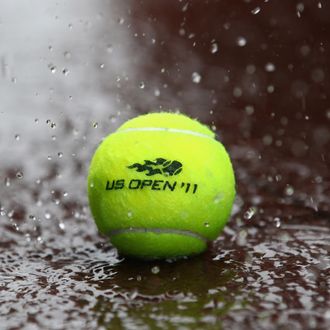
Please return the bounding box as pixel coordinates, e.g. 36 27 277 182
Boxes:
107 228 208 242
116 128 215 140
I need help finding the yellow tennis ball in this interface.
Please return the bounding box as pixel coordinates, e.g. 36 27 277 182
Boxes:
88 112 235 259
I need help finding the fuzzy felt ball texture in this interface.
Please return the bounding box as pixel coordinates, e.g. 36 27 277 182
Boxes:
88 112 235 259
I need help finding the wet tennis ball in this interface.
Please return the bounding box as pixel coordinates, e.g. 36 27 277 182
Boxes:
88 112 235 259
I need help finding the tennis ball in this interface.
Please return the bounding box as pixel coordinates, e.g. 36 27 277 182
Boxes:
88 112 235 259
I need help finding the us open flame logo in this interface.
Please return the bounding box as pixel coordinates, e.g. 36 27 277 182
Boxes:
127 158 183 177
105 158 197 194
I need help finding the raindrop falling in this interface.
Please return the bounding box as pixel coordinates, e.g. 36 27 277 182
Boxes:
285 185 294 196
237 37 247 47
210 42 219 54
245 105 254 115
265 62 276 72
236 229 248 246
16 171 23 179
106 44 113 53
244 206 257 220
192 72 202 84
64 51 72 59
151 266 160 274
129 290 138 300
44 212 51 220
274 217 281 228
251 7 261 14
48 64 56 74
4 177 10 187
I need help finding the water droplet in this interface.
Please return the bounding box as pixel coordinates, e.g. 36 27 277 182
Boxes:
15 134 20 141
267 85 275 93
214 194 223 204
139 81 145 89
99 63 105 69
300 45 311 57
285 185 294 196
237 36 247 47
57 152 63 158
246 64 256 74
318 2 322 9
25 233 31 242
44 212 51 220
63 192 68 197
118 17 125 24
326 109 330 120
34 118 39 123
182 2 189 11
62 68 69 76
236 229 248 246
29 215 36 221
192 72 202 84
154 88 160 97
50 122 56 129
4 177 10 187
233 87 242 97
251 7 261 14
274 217 281 228
244 206 257 220
151 266 160 274
59 222 65 230
89 182 95 188
311 68 325 83
136 275 142 281
129 290 138 300
48 64 56 73
296 3 304 17
127 211 133 218
265 62 276 72
16 171 23 179
92 122 98 128
210 42 219 54
47 155 52 161
204 222 210 227
64 51 71 59
245 105 254 115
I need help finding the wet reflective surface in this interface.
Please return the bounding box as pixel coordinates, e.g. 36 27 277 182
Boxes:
1 1 329 329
